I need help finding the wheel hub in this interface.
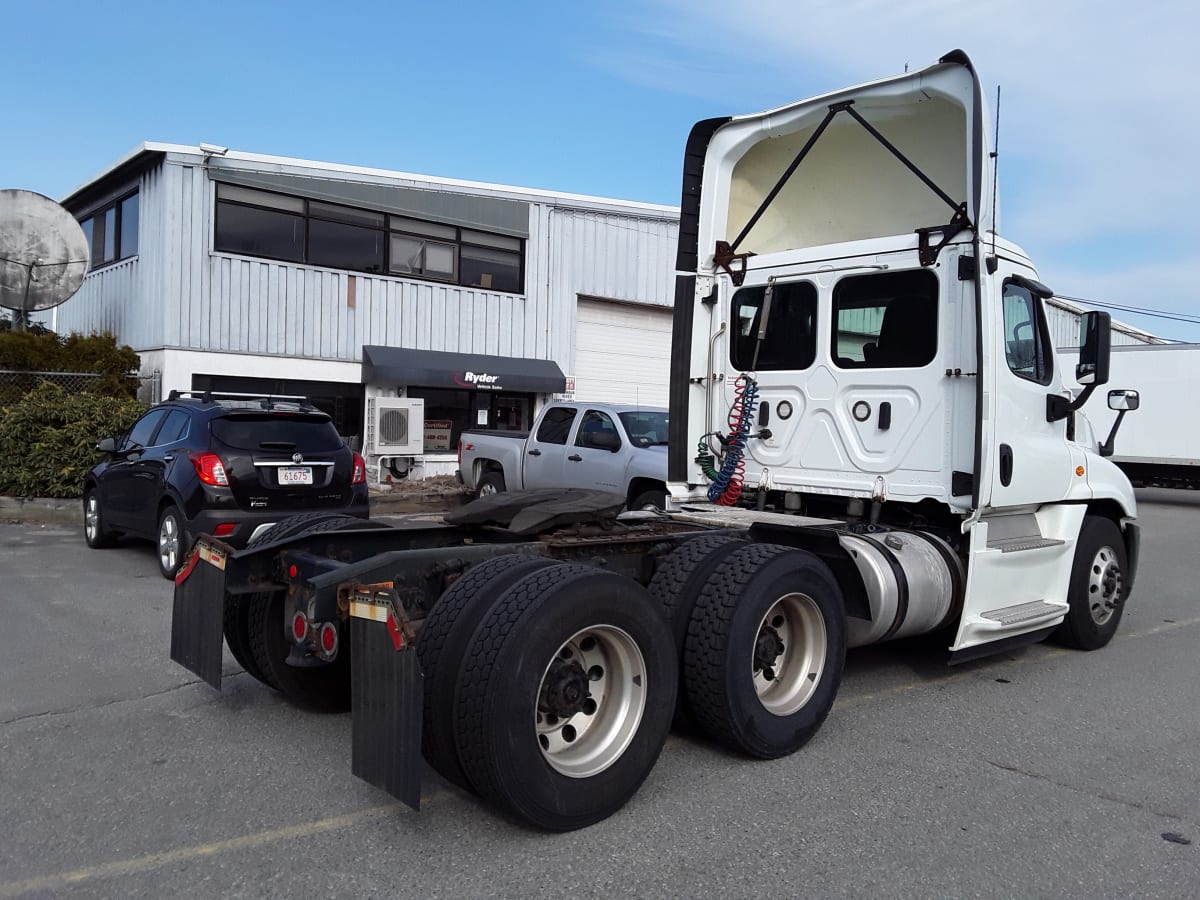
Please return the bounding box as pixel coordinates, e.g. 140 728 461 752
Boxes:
753 625 785 677
538 657 591 719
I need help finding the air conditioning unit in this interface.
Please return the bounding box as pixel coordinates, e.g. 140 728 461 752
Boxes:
369 397 425 455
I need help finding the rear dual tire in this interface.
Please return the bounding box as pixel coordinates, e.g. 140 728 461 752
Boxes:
420 559 677 831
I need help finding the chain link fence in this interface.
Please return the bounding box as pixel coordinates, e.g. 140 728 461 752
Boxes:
0 369 161 405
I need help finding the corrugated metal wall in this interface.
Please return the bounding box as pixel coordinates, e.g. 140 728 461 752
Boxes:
1047 300 1150 348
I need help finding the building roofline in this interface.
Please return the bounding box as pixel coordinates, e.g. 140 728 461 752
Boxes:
61 141 682 218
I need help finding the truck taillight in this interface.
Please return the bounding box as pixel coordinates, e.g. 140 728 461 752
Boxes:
351 452 366 484
190 451 229 486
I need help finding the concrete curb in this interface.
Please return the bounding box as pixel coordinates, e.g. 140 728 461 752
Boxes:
0 496 81 527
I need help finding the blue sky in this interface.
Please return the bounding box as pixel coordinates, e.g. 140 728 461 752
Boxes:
3 0 1198 340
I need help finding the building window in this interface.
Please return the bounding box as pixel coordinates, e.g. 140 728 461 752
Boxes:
213 184 525 293
79 191 139 270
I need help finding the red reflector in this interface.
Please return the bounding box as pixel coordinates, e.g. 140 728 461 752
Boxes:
288 564 298 579
351 451 366 485
213 523 235 537
320 622 338 654
292 612 308 643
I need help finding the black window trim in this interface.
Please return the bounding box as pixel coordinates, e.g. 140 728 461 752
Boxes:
213 184 526 294
79 189 140 271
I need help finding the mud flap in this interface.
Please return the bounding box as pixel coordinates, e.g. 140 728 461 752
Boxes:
170 545 227 690
350 601 424 812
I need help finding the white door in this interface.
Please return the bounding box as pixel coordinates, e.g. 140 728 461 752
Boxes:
575 299 671 406
720 255 971 505
984 266 1076 508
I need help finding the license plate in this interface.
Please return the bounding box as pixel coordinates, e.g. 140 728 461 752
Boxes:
279 466 313 485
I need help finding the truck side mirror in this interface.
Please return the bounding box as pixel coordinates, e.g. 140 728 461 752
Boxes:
1075 311 1111 386
1051 310 1114 422
1100 389 1139 457
1108 389 1139 411
591 431 621 452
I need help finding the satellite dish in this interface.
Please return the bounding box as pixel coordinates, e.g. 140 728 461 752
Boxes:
0 189 90 330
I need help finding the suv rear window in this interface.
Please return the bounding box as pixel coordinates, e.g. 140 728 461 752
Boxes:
211 414 344 452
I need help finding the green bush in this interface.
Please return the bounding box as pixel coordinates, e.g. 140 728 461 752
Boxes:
0 330 141 398
0 382 146 498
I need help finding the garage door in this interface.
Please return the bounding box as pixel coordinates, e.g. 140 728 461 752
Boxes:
575 299 672 407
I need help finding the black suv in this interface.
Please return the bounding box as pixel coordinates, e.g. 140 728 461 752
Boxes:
83 391 369 578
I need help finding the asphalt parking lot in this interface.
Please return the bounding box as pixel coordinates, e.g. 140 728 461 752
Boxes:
1 491 1197 898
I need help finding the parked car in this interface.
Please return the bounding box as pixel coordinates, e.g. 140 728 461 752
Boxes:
457 401 669 509
83 391 368 578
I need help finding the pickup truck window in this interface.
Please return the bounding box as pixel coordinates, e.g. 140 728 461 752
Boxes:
576 411 621 450
730 281 818 371
536 407 577 445
619 411 669 448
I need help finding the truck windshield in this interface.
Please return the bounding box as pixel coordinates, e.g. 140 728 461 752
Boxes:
619 411 669 448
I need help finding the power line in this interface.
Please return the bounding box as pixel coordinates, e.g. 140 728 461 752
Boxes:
1055 294 1200 326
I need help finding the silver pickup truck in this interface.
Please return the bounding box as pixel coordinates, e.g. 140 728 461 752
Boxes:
457 401 669 509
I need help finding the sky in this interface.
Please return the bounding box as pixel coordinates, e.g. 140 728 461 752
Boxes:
2 0 1198 341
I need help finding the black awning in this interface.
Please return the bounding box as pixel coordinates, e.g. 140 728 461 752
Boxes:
361 346 566 394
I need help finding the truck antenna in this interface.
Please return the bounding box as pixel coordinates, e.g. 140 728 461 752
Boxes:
990 84 1001 266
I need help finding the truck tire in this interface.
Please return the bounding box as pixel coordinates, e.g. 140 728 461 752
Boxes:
630 488 668 511
647 534 747 723
417 553 563 791
475 471 505 500
683 543 846 759
83 488 116 549
1052 516 1128 651
236 513 384 701
248 589 352 712
452 564 677 831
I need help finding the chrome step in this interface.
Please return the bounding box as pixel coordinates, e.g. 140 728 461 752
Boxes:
980 600 1063 627
987 536 1066 553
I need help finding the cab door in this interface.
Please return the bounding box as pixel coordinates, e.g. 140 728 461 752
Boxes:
565 409 626 493
983 267 1076 508
521 405 577 489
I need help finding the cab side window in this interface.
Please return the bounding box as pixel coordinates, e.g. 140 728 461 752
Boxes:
1002 282 1054 385
575 410 620 450
535 407 577 445
122 409 168 451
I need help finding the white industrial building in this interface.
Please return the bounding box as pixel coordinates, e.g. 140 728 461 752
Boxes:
55 142 1157 483
56 143 678 482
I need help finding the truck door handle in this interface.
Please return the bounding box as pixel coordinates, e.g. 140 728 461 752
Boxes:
878 402 892 430
999 443 1014 486
163 454 175 462
568 454 582 462
527 449 541 456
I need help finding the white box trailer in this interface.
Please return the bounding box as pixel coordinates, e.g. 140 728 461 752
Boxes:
1064 343 1200 489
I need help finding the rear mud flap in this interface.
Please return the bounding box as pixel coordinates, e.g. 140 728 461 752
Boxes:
170 547 227 690
350 608 424 812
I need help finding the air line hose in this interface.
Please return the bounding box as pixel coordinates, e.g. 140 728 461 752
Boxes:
702 374 758 506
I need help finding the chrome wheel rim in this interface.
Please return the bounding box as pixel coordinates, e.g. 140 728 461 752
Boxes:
1088 544 1123 625
535 625 646 778
752 592 827 717
85 495 99 542
158 514 180 573
477 481 500 498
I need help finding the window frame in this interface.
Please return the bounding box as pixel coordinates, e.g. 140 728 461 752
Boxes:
79 190 139 271
213 184 525 293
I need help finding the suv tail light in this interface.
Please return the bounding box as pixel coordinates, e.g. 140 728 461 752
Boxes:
351 451 366 485
190 451 229 486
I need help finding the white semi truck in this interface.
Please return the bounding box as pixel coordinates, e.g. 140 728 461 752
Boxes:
170 50 1140 831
